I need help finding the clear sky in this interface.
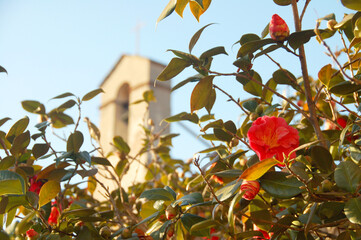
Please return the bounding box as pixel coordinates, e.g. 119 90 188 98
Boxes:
0 1 353 160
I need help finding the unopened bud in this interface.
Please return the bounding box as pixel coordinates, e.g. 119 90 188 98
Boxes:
269 14 290 41
99 226 111 239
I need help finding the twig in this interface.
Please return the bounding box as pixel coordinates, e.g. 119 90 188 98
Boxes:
291 0 326 148
300 0 311 24
213 84 250 116
193 156 223 205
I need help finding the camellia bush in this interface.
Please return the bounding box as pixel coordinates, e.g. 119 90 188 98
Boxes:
1 0 361 239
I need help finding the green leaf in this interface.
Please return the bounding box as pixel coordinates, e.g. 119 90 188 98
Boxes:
215 179 242 202
91 157 112 166
262 78 277 103
329 81 361 95
0 118 11 128
171 75 202 92
0 156 15 170
310 146 334 174
341 0 361 11
10 131 30 156
213 169 243 178
260 172 304 199
254 44 281 59
344 197 361 224
237 38 277 58
157 58 191 81
32 143 50 159
0 65 7 74
190 219 219 234
113 136 130 154
57 99 77 111
0 170 25 195
287 30 315 50
190 75 214 113
6 116 29 143
15 211 36 235
157 0 176 25
51 92 75 100
334 160 361 193
164 112 199 124
189 23 214 53
82 88 104 101
38 180 60 207
61 208 97 219
168 49 200 63
250 199 272 231
228 191 244 230
66 131 84 153
239 34 261 46
200 46 228 59
205 88 216 114
21 100 41 113
273 0 291 6
140 188 175 201
181 213 209 237
49 112 74 128
172 193 203 206
236 70 263 97
240 158 279 180
272 69 300 91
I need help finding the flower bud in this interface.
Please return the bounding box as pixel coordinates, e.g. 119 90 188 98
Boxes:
240 180 260 201
26 229 39 239
269 14 290 41
99 226 112 239
321 179 333 192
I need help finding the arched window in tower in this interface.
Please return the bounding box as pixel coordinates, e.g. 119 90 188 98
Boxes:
115 83 130 141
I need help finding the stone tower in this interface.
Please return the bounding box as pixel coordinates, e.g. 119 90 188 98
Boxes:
97 55 170 196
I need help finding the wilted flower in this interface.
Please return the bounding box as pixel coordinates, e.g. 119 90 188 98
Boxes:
269 14 290 41
247 116 299 165
210 162 224 184
253 225 271 239
240 180 260 201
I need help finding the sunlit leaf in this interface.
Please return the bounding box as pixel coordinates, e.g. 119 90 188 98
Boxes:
0 170 25 195
190 75 214 113
157 58 191 81
175 0 190 17
189 23 214 53
82 88 104 101
341 0 361 11
345 197 361 224
67 131 84 153
189 0 211 22
38 180 60 207
157 0 177 25
239 158 279 180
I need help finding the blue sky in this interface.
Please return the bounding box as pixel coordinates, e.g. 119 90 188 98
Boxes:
0 1 353 160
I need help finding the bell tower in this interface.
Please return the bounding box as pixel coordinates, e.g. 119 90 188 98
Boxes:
97 55 170 194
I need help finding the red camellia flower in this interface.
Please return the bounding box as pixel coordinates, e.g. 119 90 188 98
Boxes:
269 14 290 41
48 206 60 225
240 180 260 201
28 175 46 195
26 229 39 239
247 116 299 165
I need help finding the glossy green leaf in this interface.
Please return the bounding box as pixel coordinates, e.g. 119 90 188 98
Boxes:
157 58 191 81
91 157 112 166
213 128 232 142
329 81 361 95
250 199 272 231
6 116 29 143
273 0 291 6
190 219 219 234
228 191 244 230
156 0 176 25
113 136 130 154
0 156 15 170
310 146 334 174
335 160 361 193
15 211 36 235
262 78 277 103
51 92 75 100
344 197 361 224
200 46 228 59
341 0 361 11
82 88 104 101
213 169 243 178
10 131 30 156
21 100 41 113
261 23 270 38
172 192 203 206
205 88 216 114
171 74 202 92
140 188 175 201
260 172 304 199
190 75 214 113
287 30 315 50
215 179 242 202
164 112 199 124
57 99 77 111
181 213 209 237
168 49 200 63
237 38 276 58
272 69 300 91
239 33 260 45
38 180 60 207
240 158 279 180
236 71 263 97
32 143 50 159
189 24 214 52
66 131 83 153
0 170 25 195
